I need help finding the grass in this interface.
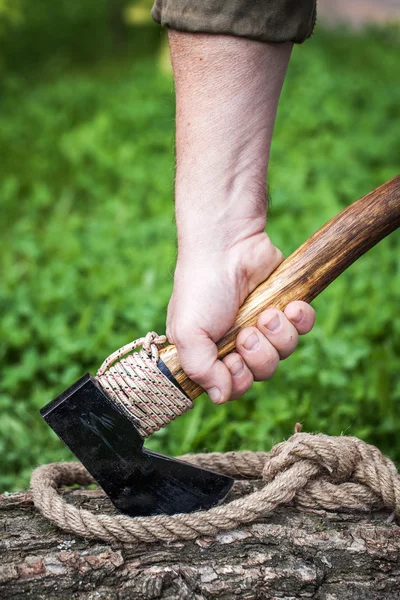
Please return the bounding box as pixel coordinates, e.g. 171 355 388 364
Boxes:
0 26 399 491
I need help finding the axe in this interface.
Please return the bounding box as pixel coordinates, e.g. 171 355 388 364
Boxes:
41 176 400 517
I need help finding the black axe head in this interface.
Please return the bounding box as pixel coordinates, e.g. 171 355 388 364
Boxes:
40 374 233 516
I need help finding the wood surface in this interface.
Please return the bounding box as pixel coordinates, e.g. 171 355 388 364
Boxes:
1 485 400 599
159 175 400 399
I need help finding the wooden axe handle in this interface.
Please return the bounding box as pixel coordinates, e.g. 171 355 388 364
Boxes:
159 175 400 399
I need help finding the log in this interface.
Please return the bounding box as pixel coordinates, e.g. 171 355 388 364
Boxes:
1 481 400 600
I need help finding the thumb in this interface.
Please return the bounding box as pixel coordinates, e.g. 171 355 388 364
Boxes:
170 328 232 404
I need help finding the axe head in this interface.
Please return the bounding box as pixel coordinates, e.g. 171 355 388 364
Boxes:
40 374 233 516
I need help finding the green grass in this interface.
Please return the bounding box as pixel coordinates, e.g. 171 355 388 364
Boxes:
1 26 399 491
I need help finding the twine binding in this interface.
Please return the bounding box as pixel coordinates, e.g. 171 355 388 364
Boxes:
31 429 400 544
96 332 193 438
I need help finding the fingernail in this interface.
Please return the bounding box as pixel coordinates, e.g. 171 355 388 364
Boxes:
230 360 244 377
266 314 280 332
291 309 303 323
243 333 259 351
208 386 221 403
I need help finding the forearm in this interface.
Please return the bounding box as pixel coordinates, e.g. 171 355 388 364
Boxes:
169 30 292 254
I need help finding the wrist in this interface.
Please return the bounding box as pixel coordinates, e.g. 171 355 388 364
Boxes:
175 230 283 309
175 186 267 255
174 104 270 249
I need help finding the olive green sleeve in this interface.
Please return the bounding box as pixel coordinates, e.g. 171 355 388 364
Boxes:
151 0 317 44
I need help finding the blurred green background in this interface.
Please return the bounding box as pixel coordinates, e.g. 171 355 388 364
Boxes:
0 1 399 492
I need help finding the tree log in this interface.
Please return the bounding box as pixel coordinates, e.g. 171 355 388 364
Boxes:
1 481 400 600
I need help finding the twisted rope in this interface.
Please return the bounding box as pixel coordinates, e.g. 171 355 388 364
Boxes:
96 332 193 438
31 430 400 544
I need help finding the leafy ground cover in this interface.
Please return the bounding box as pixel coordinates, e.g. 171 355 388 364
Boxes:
0 26 399 491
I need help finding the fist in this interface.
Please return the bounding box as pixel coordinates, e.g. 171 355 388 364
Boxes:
167 232 316 403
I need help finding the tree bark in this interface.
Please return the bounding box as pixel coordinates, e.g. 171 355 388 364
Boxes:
1 481 400 600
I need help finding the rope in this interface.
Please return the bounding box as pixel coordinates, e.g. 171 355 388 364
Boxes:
96 332 193 438
31 429 400 544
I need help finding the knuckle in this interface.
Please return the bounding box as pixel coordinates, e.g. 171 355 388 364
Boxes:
279 335 298 359
231 376 253 399
306 307 317 323
230 386 250 401
181 364 209 384
255 367 278 382
263 238 284 266
165 325 174 344
274 247 284 264
170 325 193 349
257 351 279 379
302 320 314 334
265 349 280 370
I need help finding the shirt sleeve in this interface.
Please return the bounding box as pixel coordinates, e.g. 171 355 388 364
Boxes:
151 0 317 44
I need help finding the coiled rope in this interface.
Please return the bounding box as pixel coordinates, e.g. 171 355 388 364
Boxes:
31 429 400 544
96 332 193 438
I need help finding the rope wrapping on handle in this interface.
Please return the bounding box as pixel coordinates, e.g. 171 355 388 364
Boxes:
31 431 400 544
96 332 193 437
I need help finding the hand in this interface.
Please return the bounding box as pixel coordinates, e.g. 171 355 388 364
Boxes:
167 231 316 403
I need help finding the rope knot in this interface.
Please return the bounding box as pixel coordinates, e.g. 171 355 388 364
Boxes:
263 432 360 483
97 331 167 376
142 331 167 360
261 432 400 520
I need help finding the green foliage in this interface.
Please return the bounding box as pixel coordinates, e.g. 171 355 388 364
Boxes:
1 26 399 492
0 0 160 73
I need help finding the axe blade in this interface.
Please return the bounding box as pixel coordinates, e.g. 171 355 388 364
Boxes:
40 374 233 517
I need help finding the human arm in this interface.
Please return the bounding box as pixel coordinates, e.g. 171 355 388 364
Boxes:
166 31 315 403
